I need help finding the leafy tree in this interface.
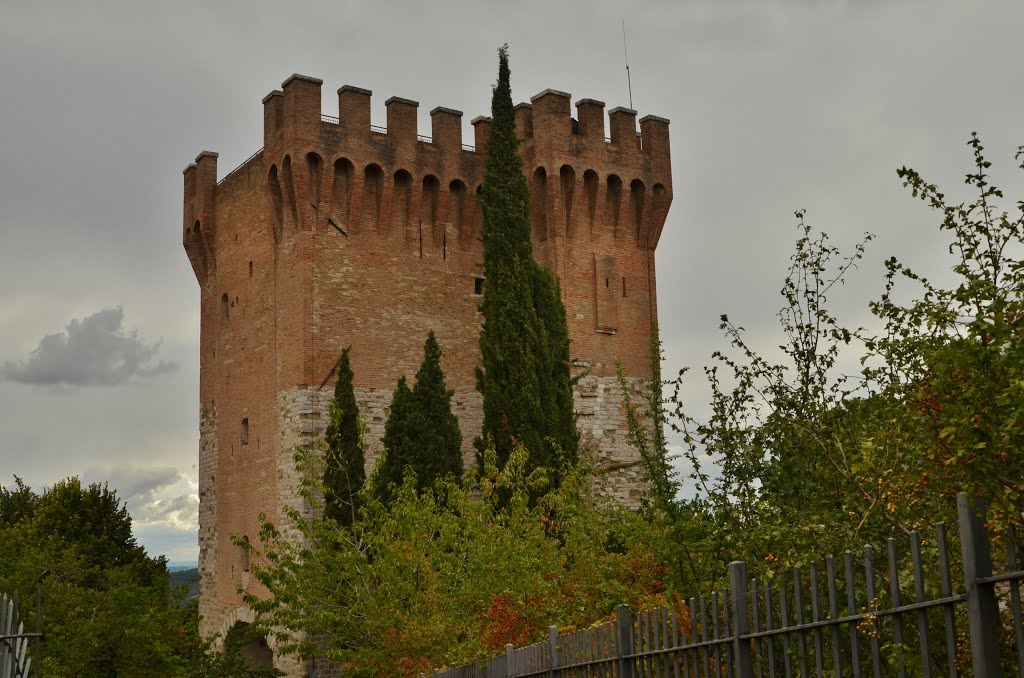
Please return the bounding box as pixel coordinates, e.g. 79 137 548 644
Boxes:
0 475 38 528
323 348 366 526
375 332 463 505
862 133 1024 537
476 44 578 476
241 445 662 677
0 476 282 676
34 476 167 588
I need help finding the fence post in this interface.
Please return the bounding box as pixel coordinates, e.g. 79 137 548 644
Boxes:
730 561 755 678
958 492 1003 678
548 625 560 678
615 604 636 678
506 643 515 678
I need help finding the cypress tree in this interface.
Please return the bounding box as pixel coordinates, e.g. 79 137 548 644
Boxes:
476 45 578 474
323 347 366 526
376 376 416 506
376 332 463 505
412 331 463 483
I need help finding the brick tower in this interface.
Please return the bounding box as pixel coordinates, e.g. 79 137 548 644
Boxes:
182 73 672 670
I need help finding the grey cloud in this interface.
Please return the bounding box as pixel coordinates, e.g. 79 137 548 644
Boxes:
87 465 182 503
131 494 199 528
82 465 198 529
2 307 178 386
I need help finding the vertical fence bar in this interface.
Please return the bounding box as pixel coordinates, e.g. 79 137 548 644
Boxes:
691 596 702 678
643 608 652 678
724 588 735 677
792 569 809 677
549 625 560 678
616 605 637 678
507 643 515 678
764 585 777 678
751 579 762 678
909 531 933 678
661 606 672 677
934 524 957 678
958 492 1002 678
637 612 645 678
843 552 861 678
729 562 754 678
809 565 824 677
886 538 906 678
864 545 882 678
779 585 792 678
671 608 681 678
1007 532 1024 678
712 592 722 678
700 595 710 678
826 557 842 678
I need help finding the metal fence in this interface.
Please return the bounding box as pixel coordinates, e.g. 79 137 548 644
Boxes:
422 493 1024 677
0 592 38 678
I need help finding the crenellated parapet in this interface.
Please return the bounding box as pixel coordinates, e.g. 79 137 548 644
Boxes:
182 73 672 279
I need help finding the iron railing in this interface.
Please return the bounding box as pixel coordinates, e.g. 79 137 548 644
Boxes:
216 148 263 187
422 493 1024 677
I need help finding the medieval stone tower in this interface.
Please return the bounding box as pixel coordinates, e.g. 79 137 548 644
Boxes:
183 73 672 669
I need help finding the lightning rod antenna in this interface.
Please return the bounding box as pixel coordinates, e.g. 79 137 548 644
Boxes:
622 20 634 110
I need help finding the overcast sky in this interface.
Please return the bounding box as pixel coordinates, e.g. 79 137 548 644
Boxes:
2 0 1022 563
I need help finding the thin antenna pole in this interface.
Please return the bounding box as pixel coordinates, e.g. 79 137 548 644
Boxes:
622 20 634 109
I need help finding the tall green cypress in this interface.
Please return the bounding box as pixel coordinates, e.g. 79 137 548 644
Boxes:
476 45 578 474
376 332 463 505
412 331 463 483
376 376 416 505
323 348 366 526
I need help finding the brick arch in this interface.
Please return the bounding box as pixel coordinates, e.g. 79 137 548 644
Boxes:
363 163 384 234
421 174 440 248
330 157 354 231
305 152 323 209
281 155 298 227
449 178 468 250
393 169 413 240
531 166 549 241
560 164 576 238
583 170 599 236
630 179 646 244
605 174 622 239
268 165 284 244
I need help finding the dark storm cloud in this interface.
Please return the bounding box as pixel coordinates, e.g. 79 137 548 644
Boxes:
2 307 178 386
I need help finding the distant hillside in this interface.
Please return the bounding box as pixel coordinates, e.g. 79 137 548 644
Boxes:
169 567 199 599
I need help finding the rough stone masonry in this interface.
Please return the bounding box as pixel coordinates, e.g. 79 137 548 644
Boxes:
183 73 672 675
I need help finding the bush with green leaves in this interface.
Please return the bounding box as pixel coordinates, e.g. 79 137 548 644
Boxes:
241 444 667 676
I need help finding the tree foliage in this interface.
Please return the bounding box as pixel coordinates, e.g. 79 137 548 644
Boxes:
863 133 1024 537
476 45 578 476
323 347 367 526
630 135 1024 587
0 476 277 677
376 332 463 505
242 447 664 677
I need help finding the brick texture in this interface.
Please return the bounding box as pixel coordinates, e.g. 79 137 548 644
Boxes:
183 73 672 676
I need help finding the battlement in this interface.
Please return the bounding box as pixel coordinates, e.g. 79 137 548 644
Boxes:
182 73 673 290
243 73 671 166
